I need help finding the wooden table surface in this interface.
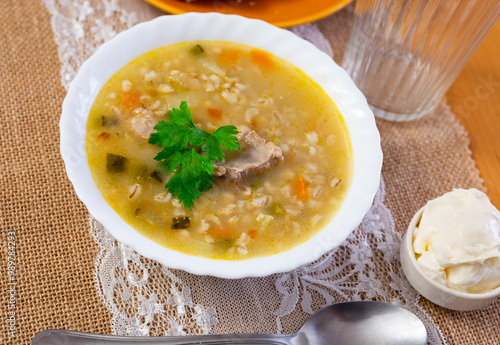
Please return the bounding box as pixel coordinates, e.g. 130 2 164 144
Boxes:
446 19 500 208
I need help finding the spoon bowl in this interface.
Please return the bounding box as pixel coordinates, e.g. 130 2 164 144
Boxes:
299 301 427 345
31 301 427 345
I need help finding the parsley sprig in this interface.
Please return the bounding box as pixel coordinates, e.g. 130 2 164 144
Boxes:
149 102 240 210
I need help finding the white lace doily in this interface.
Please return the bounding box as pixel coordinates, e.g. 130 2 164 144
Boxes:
43 0 445 343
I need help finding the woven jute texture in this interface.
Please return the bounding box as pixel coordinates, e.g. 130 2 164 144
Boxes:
0 1 112 344
1 1 499 345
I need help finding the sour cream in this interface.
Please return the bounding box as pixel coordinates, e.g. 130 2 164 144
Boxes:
413 188 500 293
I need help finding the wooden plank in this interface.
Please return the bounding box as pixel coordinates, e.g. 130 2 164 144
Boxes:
446 20 500 208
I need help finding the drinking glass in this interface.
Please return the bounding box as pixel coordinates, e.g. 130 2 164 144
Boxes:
342 0 500 121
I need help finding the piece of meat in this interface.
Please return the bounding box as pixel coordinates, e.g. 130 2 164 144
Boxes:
125 114 160 140
215 126 283 182
213 165 226 177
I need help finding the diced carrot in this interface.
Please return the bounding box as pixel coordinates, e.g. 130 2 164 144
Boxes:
250 116 270 130
207 108 223 120
250 49 273 69
122 92 140 108
217 49 240 65
294 175 309 202
208 227 237 240
98 132 110 140
248 229 258 239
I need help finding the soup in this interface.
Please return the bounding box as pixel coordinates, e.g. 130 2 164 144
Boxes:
86 41 352 260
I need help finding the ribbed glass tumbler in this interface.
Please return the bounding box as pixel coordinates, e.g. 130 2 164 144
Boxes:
343 0 500 122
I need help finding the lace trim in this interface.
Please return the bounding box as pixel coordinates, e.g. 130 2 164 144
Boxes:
274 180 445 344
44 0 138 91
90 219 218 336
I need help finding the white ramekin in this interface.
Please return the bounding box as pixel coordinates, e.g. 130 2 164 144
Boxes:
401 207 500 311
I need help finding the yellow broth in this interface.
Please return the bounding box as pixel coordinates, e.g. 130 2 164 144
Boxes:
86 41 352 260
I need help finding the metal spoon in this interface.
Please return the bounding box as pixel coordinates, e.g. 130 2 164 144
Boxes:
31 301 427 345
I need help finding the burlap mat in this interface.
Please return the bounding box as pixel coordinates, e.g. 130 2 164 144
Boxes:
1 1 498 344
0 0 112 343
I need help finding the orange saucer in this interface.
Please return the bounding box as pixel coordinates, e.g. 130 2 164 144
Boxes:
143 0 353 28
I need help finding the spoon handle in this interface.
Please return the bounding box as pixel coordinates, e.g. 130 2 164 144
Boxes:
31 329 297 345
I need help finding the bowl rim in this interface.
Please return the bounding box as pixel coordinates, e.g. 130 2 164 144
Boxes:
404 206 500 299
60 12 382 278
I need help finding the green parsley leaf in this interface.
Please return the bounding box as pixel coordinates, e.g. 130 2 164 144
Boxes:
170 101 195 127
213 125 240 151
201 135 225 162
165 149 214 210
200 126 239 162
148 101 240 210
154 146 177 164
